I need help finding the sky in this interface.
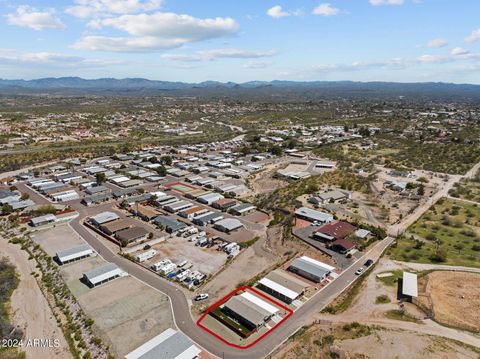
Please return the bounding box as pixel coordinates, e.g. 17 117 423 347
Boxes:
1 0 480 83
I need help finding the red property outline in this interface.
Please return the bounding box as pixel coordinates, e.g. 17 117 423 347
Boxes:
196 285 294 349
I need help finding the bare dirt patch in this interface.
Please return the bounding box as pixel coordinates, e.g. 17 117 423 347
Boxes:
247 163 289 196
418 271 480 332
273 323 480 359
0 236 72 359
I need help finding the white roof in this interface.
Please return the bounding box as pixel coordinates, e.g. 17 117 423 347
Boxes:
295 207 333 222
125 328 200 359
84 263 123 285
258 278 299 300
402 272 418 297
198 192 223 201
90 211 119 224
111 176 130 183
300 256 335 271
355 229 371 238
56 244 93 263
241 292 278 314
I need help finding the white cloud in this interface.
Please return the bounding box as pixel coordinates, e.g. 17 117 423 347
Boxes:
66 0 162 18
465 29 480 43
450 47 469 56
426 38 448 48
162 48 277 62
0 49 118 67
267 5 290 18
6 6 65 31
312 3 340 16
243 61 272 69
73 12 239 52
416 54 450 63
369 0 404 6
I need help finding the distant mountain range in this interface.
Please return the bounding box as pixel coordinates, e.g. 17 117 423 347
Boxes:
1 77 480 100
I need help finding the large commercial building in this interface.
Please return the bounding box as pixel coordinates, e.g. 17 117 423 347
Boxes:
56 244 93 265
83 263 124 287
125 328 201 359
288 256 334 283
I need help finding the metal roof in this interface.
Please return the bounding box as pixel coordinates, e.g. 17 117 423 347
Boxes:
402 272 418 297
224 295 271 327
84 193 113 203
30 213 57 225
289 257 331 279
241 292 278 315
294 207 333 222
197 192 224 203
56 244 92 262
154 216 187 231
230 203 256 213
83 262 122 284
125 328 200 359
90 211 119 225
258 278 299 301
214 218 243 231
263 269 308 297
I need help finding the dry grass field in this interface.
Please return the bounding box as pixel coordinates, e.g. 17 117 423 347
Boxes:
418 271 480 332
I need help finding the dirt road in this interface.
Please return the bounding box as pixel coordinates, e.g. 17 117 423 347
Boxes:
0 236 72 359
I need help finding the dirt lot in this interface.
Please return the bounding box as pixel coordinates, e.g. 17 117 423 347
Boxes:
274 323 480 359
418 271 480 332
246 162 289 196
0 236 72 359
31 224 85 257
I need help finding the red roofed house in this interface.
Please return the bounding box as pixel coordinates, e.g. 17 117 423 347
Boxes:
331 238 356 254
313 221 356 242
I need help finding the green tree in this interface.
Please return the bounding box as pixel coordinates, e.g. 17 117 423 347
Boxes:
270 145 283 156
95 172 106 185
160 155 173 166
1 203 13 214
156 165 167 176
417 183 425 196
